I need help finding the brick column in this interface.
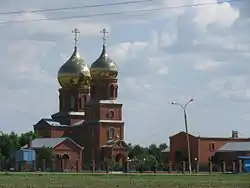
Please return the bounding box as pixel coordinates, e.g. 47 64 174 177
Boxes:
221 161 226 173
209 161 213 173
238 160 242 173
92 160 95 173
195 161 199 173
168 161 172 173
182 161 186 173
232 161 236 173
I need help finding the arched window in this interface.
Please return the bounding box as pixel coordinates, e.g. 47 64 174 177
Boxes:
109 84 115 98
79 97 82 110
79 96 86 110
70 95 75 110
108 127 115 140
91 85 96 98
114 85 118 98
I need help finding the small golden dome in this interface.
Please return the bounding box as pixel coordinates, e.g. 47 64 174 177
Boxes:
57 47 91 88
90 45 118 79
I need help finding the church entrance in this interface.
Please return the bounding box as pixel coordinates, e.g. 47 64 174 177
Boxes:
115 153 125 163
62 154 70 171
101 140 129 171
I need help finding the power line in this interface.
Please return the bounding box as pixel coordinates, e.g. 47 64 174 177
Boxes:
0 0 243 25
0 0 154 15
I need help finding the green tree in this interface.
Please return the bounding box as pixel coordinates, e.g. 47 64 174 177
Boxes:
128 144 148 159
19 131 36 147
144 155 157 170
0 148 5 162
158 143 168 151
0 132 20 159
36 147 56 169
148 143 168 163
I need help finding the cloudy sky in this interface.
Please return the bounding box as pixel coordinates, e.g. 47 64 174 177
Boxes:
0 0 250 145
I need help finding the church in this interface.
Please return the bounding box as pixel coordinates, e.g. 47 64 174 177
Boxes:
28 28 128 171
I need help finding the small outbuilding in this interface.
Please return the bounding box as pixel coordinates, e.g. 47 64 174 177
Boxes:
23 137 83 171
14 148 36 171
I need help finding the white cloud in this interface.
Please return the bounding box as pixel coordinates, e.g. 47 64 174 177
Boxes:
193 1 239 28
240 114 250 121
148 57 170 75
193 59 224 71
5 40 55 83
159 31 177 47
109 41 148 63
207 75 250 101
157 66 169 75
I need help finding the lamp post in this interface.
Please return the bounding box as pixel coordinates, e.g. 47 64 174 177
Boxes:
171 98 194 174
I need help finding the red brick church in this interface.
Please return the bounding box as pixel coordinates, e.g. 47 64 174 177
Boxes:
28 28 128 170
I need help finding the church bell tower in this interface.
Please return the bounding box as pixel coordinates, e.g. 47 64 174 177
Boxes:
52 28 91 125
84 28 127 165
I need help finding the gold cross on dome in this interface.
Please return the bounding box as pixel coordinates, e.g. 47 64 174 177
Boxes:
100 28 109 46
72 28 80 48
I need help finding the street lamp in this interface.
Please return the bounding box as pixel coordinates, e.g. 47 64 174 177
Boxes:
171 98 194 174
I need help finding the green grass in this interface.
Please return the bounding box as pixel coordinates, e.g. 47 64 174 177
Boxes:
0 173 249 188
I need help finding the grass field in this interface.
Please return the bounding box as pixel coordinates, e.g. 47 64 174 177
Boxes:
0 173 250 188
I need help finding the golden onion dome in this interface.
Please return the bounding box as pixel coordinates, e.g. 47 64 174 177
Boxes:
57 47 91 88
90 45 118 79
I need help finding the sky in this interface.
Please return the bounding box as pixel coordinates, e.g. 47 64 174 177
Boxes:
0 0 250 146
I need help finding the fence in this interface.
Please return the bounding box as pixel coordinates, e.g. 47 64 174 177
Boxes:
0 159 245 173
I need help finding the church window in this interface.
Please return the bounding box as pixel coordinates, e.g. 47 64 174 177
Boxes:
114 85 118 98
83 95 87 104
91 85 96 98
109 84 115 98
107 110 114 118
79 96 86 110
209 142 215 152
70 95 75 110
79 97 82 110
108 127 115 140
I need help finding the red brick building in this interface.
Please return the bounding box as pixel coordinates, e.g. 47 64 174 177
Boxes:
30 28 128 171
169 131 250 168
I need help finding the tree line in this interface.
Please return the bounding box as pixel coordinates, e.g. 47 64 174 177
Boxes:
0 131 36 162
0 131 169 170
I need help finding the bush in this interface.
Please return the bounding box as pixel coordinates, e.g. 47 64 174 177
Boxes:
111 162 123 171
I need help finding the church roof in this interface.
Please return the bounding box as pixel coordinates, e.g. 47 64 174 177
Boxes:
24 137 83 149
38 118 85 127
42 118 68 127
217 142 250 152
72 120 84 126
102 140 128 148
